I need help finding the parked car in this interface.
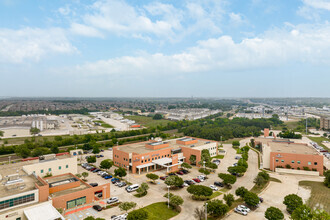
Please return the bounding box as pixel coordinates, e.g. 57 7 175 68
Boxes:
126 184 139 192
99 155 104 157
259 197 264 203
238 205 251 213
197 175 205 181
111 178 120 183
233 163 238 167
181 169 189 174
104 175 112 179
212 160 220 165
93 169 101 173
160 176 168 180
107 197 119 204
90 168 97 171
93 205 102 211
214 181 224 187
235 156 242 160
102 173 110 177
193 178 201 183
96 155 100 158
169 173 177 176
90 183 98 187
209 185 218 191
182 182 189 187
100 149 104 152
234 207 247 216
117 182 127 187
176 171 184 175
97 193 103 198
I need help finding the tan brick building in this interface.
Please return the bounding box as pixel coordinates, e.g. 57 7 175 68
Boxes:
320 117 330 130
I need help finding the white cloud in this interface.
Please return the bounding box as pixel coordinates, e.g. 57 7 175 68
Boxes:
229 12 244 25
70 23 104 38
0 27 76 63
69 24 330 76
302 0 330 10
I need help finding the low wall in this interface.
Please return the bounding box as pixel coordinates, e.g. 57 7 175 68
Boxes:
275 168 319 176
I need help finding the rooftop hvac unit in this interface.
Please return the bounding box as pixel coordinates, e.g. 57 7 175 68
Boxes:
190 145 195 148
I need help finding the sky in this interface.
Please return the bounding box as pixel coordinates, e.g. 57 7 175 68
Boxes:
1 0 330 98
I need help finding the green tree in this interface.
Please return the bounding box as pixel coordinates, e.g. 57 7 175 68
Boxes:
127 209 148 220
92 145 100 154
169 195 184 207
235 186 248 198
232 140 240 148
83 217 105 220
189 155 196 165
223 193 234 207
313 209 330 219
51 145 59 154
206 199 229 217
136 182 149 196
0 130 3 137
250 138 255 148
164 175 184 188
199 168 211 176
31 147 51 157
30 127 40 135
324 170 330 188
181 162 192 171
146 173 159 183
254 175 266 187
228 165 247 175
238 158 248 168
187 185 213 197
291 205 313 220
82 172 89 180
218 173 237 187
283 194 303 214
152 114 163 120
119 202 137 213
258 171 270 181
100 159 113 170
87 156 96 163
15 145 31 158
243 191 260 207
114 167 127 177
265 207 284 220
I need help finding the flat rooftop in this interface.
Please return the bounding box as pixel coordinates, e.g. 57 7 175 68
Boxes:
116 138 215 155
0 164 42 198
269 142 318 155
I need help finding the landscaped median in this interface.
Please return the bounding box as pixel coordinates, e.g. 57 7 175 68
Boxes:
127 202 180 220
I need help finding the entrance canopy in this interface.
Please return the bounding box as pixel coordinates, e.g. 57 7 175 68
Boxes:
24 202 65 220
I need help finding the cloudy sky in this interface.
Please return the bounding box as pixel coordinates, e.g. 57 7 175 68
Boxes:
1 0 330 97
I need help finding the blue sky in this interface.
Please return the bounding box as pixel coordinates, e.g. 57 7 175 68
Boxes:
1 0 330 97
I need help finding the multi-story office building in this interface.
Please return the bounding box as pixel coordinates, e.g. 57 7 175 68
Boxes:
320 117 330 130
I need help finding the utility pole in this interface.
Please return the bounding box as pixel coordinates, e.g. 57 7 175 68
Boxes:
306 117 308 135
205 203 208 220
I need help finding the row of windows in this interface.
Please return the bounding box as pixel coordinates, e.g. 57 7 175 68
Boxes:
67 196 86 209
0 194 35 210
275 159 317 165
39 165 69 173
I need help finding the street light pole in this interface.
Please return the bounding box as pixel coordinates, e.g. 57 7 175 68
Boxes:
127 165 129 183
203 161 206 171
167 185 170 208
205 203 208 220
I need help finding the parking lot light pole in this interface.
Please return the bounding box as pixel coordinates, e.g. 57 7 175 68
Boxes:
127 165 129 182
167 185 170 208
203 161 206 171
205 202 208 220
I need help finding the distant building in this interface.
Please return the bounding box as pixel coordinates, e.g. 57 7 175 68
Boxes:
262 140 324 175
113 137 218 174
320 117 330 130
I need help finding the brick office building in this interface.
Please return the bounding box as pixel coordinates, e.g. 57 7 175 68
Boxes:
113 137 218 174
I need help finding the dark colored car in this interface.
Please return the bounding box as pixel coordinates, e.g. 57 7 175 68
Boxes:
90 183 98 187
111 178 120 183
104 175 112 179
181 169 189 174
96 155 100 158
93 205 102 211
92 169 101 173
176 171 184 175
100 155 104 157
214 181 224 187
184 180 194 185
100 149 104 152
160 176 168 180
169 173 176 176
259 197 264 203
98 193 103 198
90 168 97 171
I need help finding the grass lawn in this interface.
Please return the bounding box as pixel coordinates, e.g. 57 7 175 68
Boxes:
125 115 170 128
299 181 330 213
209 191 222 199
307 136 330 151
212 155 224 159
250 180 270 194
136 202 180 220
269 177 281 183
222 138 243 144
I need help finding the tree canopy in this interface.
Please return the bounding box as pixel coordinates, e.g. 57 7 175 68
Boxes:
283 194 303 214
114 167 127 177
218 173 237 186
187 185 213 197
100 159 113 170
164 175 184 188
206 199 229 217
265 207 284 220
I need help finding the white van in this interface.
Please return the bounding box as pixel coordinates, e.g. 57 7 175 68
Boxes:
126 184 139 192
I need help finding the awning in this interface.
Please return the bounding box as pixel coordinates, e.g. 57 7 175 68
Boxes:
152 157 173 166
24 202 65 220
136 162 154 169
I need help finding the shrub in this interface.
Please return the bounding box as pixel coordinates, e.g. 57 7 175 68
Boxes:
223 193 234 207
258 171 270 181
285 164 291 169
324 170 330 188
303 166 310 171
114 167 127 177
127 209 148 220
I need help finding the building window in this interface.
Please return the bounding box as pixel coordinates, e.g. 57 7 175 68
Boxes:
297 161 301 164
291 160 295 163
276 159 279 162
0 193 35 210
41 169 43 173
48 168 51 172
148 159 150 161
281 160 284 162
66 196 86 209
314 162 317 165
66 165 69 168
59 166 61 170
308 162 311 165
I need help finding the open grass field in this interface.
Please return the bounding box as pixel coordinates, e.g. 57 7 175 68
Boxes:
211 155 224 159
299 181 330 213
125 115 170 128
222 138 243 144
137 202 180 220
307 136 330 151
0 135 70 145
209 191 222 199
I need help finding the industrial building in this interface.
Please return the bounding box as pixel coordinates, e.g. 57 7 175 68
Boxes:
113 137 218 174
155 108 221 121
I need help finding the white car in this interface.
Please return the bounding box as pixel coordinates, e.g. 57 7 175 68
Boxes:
107 197 119 204
234 207 248 216
238 205 251 213
197 175 206 181
182 183 189 187
98 171 105 175
209 185 218 191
